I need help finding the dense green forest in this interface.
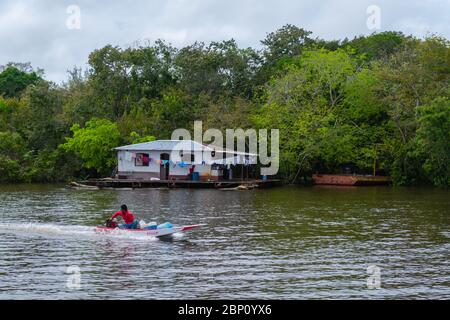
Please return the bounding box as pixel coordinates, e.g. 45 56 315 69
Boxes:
0 25 449 186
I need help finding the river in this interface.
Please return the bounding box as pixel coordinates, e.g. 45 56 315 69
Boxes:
0 184 448 299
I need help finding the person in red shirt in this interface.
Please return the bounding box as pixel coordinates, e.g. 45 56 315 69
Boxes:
111 204 139 229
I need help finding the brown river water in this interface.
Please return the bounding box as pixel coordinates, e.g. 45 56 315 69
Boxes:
0 184 448 299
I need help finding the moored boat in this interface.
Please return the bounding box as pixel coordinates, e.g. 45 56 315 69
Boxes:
312 174 391 186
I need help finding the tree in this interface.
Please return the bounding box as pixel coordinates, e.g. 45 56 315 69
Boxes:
0 97 28 132
174 40 260 99
416 95 450 187
0 27 448 186
21 80 66 151
347 31 408 61
204 97 255 131
342 68 393 174
256 25 314 84
61 118 121 174
261 24 313 66
124 39 176 99
85 41 177 120
0 155 21 183
87 45 132 118
150 87 195 138
0 131 26 159
0 130 27 183
117 104 156 143
129 131 156 144
0 66 40 98
253 49 359 180
373 36 450 185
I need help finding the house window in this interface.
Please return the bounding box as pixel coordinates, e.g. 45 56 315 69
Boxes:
181 153 195 163
135 153 150 166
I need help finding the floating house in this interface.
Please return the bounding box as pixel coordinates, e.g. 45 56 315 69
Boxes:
114 140 258 181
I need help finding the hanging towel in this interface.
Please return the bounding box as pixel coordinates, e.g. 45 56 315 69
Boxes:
142 154 150 166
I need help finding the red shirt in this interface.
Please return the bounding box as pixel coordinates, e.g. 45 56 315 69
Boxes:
111 210 135 224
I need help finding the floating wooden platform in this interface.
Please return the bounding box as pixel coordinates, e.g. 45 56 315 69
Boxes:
312 174 392 186
72 178 282 189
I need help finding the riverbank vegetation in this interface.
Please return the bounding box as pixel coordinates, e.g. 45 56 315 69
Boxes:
0 25 448 186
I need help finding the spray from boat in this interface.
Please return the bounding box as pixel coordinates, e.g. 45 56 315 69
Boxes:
0 222 162 241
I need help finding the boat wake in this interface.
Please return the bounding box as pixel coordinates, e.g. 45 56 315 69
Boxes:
0 222 160 242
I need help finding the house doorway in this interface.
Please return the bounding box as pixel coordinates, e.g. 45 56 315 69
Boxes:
160 153 170 180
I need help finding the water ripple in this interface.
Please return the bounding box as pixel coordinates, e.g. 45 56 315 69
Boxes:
0 185 449 299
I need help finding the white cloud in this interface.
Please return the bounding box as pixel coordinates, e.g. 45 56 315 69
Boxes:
0 0 448 83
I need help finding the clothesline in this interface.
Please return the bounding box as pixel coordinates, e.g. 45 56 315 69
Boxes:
122 151 257 166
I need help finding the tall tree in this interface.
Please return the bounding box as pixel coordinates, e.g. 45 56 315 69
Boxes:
0 66 40 98
261 24 313 66
347 31 408 61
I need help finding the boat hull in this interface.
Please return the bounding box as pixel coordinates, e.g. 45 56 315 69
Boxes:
95 224 203 238
312 174 391 186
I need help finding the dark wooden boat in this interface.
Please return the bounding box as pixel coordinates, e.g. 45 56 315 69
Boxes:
312 174 391 186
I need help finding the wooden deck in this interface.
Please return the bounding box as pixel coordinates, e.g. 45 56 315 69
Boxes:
74 178 282 189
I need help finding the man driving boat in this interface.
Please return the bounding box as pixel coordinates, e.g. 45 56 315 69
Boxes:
111 204 139 229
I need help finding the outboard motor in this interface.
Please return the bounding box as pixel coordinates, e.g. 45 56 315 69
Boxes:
105 219 118 228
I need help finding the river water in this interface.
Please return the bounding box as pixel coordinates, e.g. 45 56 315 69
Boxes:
0 184 448 299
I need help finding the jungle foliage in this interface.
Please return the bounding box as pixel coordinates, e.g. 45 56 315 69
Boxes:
0 26 448 186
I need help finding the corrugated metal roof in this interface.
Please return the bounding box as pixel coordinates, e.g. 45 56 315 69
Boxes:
114 139 257 156
115 140 209 151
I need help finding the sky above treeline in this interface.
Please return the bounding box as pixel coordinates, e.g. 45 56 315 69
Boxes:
0 0 448 83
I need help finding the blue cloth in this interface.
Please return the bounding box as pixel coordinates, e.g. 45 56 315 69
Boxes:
157 222 173 229
120 220 139 229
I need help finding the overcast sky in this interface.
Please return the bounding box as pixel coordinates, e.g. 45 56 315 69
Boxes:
0 0 448 83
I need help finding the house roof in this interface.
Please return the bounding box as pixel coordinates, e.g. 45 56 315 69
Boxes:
115 140 210 151
114 139 257 156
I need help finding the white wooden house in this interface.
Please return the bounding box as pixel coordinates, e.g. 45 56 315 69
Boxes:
115 140 257 181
